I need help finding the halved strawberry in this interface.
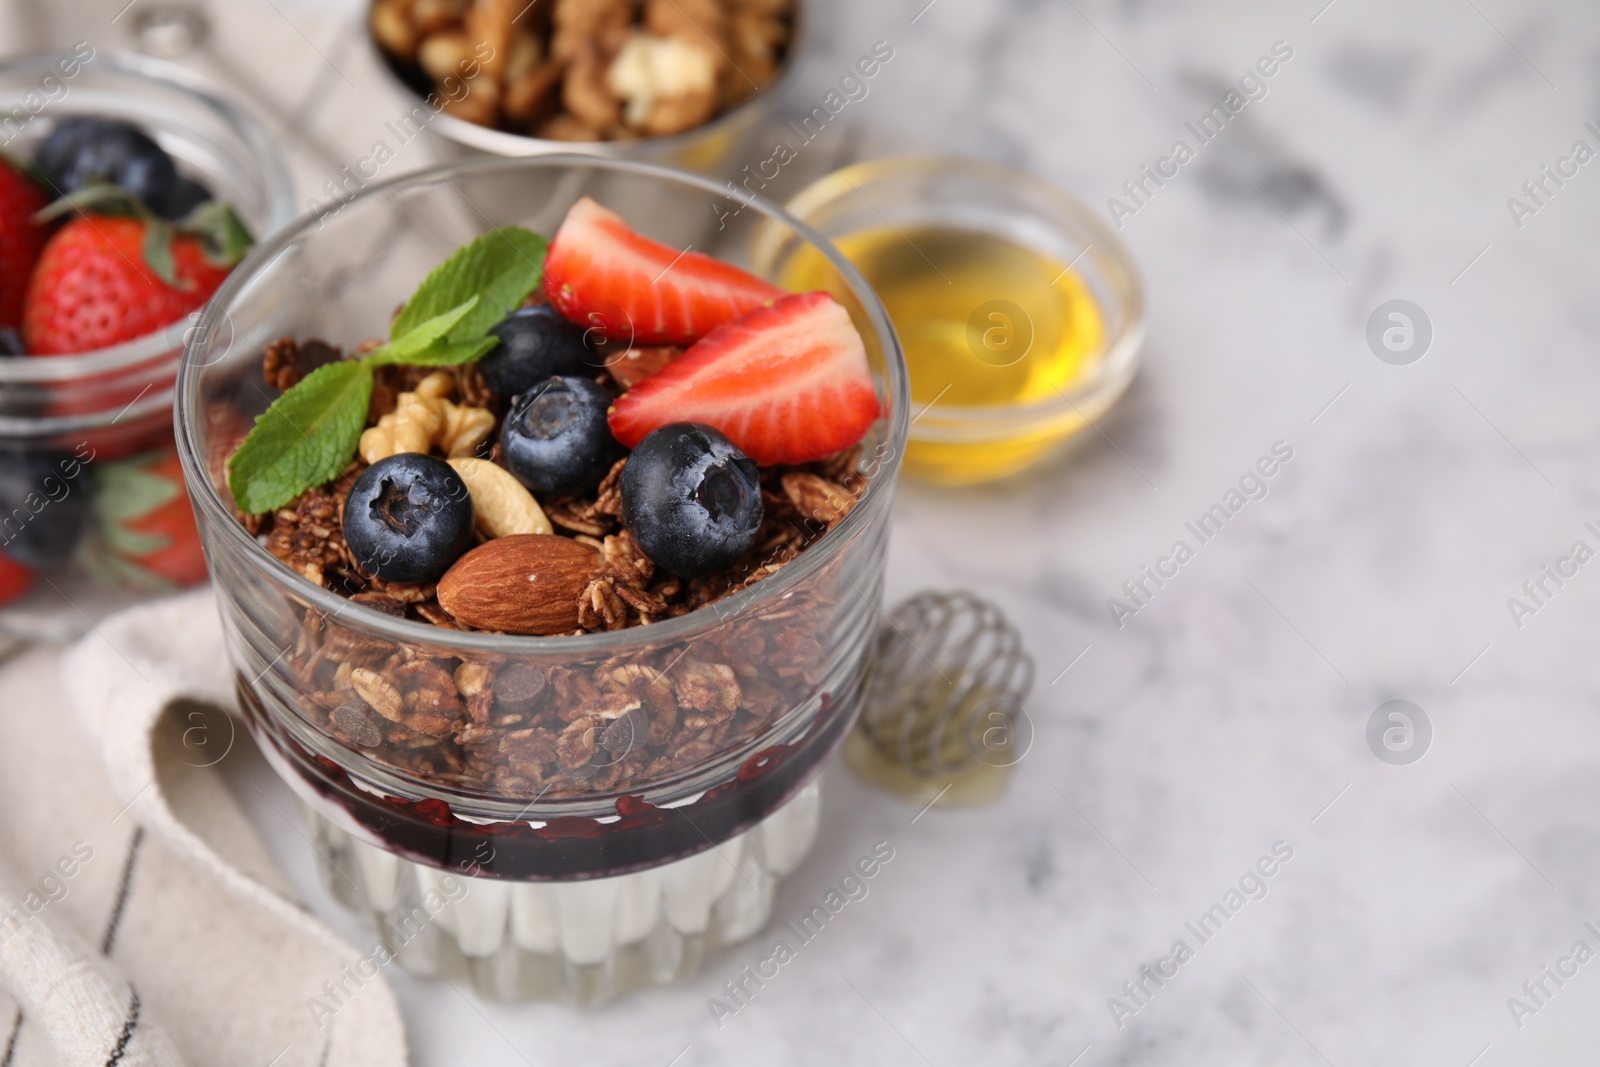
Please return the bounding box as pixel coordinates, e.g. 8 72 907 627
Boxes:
543 196 783 346
609 291 881 465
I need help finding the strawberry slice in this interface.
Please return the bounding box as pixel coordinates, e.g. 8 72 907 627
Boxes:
609 291 881 465
543 196 783 346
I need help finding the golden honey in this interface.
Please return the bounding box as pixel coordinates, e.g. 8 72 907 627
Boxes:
780 223 1108 484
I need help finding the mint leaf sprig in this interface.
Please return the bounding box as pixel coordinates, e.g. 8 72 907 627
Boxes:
226 226 548 515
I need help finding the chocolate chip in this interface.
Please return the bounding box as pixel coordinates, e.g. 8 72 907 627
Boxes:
332 701 384 747
495 664 547 714
600 705 647 755
350 591 408 617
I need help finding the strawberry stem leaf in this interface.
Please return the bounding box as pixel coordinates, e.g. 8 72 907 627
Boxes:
182 199 254 268
139 218 187 290
33 182 145 224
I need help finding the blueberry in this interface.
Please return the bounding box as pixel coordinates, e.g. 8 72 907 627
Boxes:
158 175 213 220
500 376 621 497
620 423 762 578
479 306 595 398
0 333 35 417
342 453 475 584
0 447 93 569
34 117 178 211
0 332 38 417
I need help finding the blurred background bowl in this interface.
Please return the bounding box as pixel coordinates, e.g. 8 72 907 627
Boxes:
365 0 808 176
0 51 295 643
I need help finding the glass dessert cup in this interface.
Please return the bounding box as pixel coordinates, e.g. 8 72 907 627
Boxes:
0 53 295 642
761 156 1145 486
364 0 808 177
176 156 908 1004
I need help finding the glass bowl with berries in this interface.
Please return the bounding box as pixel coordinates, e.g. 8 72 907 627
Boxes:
0 53 293 641
177 155 906 1003
365 0 805 173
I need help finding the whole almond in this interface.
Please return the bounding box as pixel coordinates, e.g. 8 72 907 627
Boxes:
437 534 601 635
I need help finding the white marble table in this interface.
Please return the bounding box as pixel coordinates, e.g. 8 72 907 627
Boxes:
15 0 1600 1062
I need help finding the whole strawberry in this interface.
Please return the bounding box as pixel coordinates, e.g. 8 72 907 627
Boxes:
87 445 207 589
22 215 232 355
0 553 34 606
0 158 48 331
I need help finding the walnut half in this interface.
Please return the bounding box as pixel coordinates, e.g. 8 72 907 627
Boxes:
359 372 495 464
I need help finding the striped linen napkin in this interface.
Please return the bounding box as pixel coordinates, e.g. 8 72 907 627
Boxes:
0 588 406 1067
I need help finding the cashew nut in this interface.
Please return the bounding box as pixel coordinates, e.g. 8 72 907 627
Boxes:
448 457 553 538
360 372 495 464
607 32 716 129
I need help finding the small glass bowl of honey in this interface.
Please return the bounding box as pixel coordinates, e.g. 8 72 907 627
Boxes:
755 156 1144 486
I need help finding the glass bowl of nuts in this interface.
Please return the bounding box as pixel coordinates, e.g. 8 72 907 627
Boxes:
176 155 906 1003
366 0 804 173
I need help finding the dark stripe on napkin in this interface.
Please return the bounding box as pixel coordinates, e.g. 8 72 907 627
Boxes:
101 828 147 957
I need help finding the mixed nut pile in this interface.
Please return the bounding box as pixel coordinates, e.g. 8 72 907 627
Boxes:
224 197 881 797
370 0 796 141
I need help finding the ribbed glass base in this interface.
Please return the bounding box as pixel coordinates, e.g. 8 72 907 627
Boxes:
307 781 821 1004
